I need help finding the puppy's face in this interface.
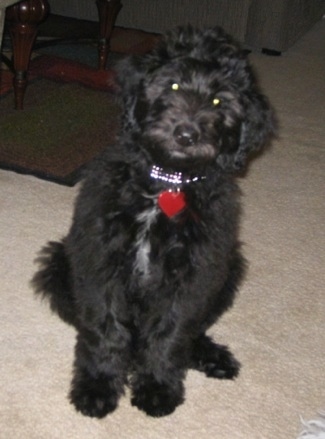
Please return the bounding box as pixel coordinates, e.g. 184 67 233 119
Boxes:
138 58 244 170
118 26 275 172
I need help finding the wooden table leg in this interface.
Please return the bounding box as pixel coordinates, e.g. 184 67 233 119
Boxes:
6 0 49 110
96 0 122 70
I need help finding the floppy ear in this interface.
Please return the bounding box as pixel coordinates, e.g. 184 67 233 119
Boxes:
217 91 276 172
115 52 165 129
115 56 148 123
116 56 147 97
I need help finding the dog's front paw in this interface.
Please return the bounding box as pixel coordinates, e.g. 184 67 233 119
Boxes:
192 335 241 379
70 373 122 418
70 387 118 418
131 377 184 417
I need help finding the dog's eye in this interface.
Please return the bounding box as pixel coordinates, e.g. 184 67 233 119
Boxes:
212 98 221 106
171 83 180 91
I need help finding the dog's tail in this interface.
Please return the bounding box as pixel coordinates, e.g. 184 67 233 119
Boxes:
31 241 77 327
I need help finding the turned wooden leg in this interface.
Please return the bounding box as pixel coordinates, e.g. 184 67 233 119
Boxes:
6 0 49 110
96 0 122 70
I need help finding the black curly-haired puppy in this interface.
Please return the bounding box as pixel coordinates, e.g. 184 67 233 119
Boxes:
32 26 274 418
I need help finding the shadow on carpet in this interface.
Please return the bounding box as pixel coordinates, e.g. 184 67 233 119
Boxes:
0 56 122 186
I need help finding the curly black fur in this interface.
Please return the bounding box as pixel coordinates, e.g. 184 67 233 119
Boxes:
32 26 275 418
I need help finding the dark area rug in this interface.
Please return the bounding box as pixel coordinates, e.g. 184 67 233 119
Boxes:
0 79 121 186
0 61 121 186
0 15 159 185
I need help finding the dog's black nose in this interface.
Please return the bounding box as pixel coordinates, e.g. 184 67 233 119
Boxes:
174 124 200 147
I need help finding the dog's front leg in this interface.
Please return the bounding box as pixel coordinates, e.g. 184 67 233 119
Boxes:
130 328 188 417
69 320 130 418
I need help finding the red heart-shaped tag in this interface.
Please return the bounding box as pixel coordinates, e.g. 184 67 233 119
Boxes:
158 191 187 218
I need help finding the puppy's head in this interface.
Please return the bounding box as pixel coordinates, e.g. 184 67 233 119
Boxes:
117 26 275 172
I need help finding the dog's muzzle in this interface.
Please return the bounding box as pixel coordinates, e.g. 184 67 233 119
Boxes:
173 123 200 147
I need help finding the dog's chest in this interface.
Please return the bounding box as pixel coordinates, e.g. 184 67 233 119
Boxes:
133 205 159 278
132 201 192 281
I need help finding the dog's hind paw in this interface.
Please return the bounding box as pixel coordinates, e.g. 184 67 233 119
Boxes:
191 335 241 379
131 376 184 417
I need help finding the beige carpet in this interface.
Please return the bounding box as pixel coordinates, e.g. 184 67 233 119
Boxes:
1 19 324 439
